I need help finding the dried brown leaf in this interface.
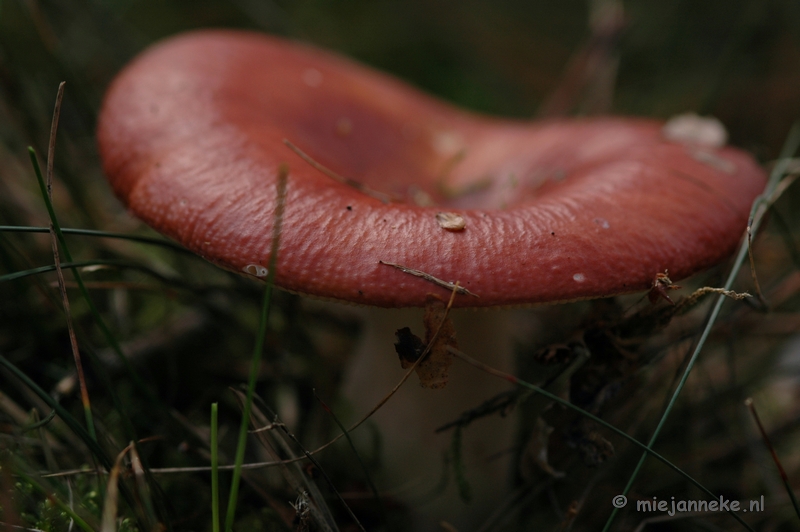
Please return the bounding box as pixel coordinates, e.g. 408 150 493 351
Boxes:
419 298 458 389
396 298 458 389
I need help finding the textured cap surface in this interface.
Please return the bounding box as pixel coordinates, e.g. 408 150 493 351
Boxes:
98 30 767 308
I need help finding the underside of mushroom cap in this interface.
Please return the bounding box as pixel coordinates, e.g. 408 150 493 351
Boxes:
98 30 767 308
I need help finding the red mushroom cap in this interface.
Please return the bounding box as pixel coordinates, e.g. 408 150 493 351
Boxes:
97 30 766 308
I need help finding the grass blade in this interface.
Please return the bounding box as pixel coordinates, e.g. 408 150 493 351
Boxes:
0 258 185 286
0 225 192 253
211 402 220 532
224 163 288 532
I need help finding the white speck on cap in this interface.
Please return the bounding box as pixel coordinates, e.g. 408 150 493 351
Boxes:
662 113 728 148
432 130 464 155
302 68 323 87
593 218 610 229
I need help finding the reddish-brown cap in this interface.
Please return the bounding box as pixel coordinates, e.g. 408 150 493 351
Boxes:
97 30 766 308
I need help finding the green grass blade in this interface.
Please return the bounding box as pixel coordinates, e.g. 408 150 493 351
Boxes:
1 257 183 285
21 408 57 432
0 225 193 254
224 164 288 532
1 259 124 283
211 402 220 532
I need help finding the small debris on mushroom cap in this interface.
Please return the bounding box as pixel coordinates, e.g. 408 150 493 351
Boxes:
243 264 268 278
436 212 466 231
98 30 767 308
662 113 728 147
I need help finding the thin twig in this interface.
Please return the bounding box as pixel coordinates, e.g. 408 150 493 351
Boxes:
45 83 63 201
43 457 308 477
379 261 479 297
745 398 800 521
283 138 393 203
44 82 95 441
674 286 751 314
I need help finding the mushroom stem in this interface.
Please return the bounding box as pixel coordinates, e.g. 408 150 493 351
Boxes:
340 307 529 529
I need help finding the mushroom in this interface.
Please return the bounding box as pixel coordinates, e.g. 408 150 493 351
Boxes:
97 30 766 528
